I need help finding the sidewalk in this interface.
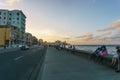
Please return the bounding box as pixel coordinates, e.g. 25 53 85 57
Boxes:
0 45 44 54
0 47 19 53
38 47 120 80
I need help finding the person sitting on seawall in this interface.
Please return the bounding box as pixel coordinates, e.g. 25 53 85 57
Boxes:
111 46 120 67
71 45 76 53
97 45 108 62
90 46 102 60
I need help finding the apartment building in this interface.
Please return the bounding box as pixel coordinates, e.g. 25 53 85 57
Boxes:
0 9 26 47
25 33 33 46
38 39 43 45
0 26 11 46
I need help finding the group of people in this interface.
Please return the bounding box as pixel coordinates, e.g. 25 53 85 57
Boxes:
55 44 76 51
91 45 120 67
91 45 108 62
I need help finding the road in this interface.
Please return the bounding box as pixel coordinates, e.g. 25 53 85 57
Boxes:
0 46 47 80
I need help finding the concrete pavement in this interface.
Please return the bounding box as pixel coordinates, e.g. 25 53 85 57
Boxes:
40 47 120 80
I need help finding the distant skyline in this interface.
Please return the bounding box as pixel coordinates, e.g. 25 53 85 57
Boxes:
1 0 120 45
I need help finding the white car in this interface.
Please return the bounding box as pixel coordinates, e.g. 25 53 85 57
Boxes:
20 45 29 50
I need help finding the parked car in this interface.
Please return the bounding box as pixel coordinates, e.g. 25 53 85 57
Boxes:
20 45 29 50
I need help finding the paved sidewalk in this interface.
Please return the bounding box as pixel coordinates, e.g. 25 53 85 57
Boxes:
0 46 44 54
0 47 19 53
39 47 120 80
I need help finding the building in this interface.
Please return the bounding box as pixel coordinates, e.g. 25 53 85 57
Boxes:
32 36 38 45
0 9 26 47
38 39 43 45
54 40 62 45
0 26 11 46
25 33 39 46
25 33 33 46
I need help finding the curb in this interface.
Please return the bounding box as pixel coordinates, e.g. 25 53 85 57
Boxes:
0 48 19 54
27 47 47 80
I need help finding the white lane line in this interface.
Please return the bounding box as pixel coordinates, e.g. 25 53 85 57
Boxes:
14 56 24 61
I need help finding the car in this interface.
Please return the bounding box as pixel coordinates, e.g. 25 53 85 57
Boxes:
20 45 29 50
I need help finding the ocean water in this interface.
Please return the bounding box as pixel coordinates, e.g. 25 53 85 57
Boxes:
74 45 118 55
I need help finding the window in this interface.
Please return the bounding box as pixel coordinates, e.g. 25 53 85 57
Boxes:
17 17 19 20
4 13 6 15
4 17 6 19
9 18 11 20
0 12 1 15
9 13 12 15
17 13 20 16
0 17 1 19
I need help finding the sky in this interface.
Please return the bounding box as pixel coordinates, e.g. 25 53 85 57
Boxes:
1 0 120 45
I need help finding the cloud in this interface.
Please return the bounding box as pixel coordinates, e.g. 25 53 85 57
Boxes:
73 31 112 45
97 20 120 32
0 2 6 6
75 32 110 41
75 32 93 39
0 0 22 6
95 19 120 44
94 32 111 39
73 19 120 45
116 29 120 33
62 37 71 40
6 0 22 5
112 33 120 39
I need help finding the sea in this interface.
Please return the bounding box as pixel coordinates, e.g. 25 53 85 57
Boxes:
74 45 119 55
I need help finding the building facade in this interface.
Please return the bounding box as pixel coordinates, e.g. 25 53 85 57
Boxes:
0 9 26 46
32 36 38 45
0 26 11 46
38 39 43 45
25 33 33 46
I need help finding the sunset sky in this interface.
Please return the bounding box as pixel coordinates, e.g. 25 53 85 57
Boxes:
1 0 120 45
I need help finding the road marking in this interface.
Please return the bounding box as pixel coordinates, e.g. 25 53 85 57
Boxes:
14 56 24 61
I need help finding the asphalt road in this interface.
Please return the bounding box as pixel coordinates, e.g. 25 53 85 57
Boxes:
0 46 47 80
